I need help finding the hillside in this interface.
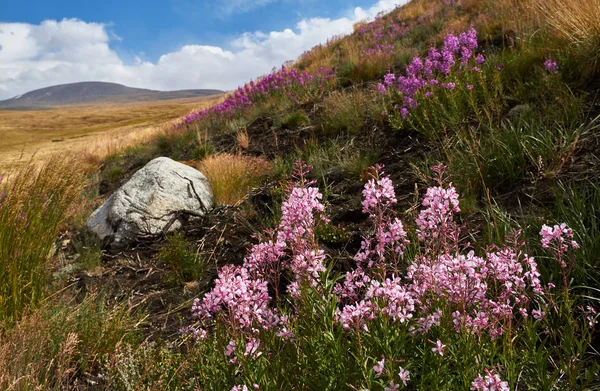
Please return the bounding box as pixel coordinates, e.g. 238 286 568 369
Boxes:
0 81 223 109
1 0 599 390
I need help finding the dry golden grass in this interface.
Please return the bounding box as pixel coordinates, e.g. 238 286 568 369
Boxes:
322 89 368 134
0 95 221 171
198 153 272 205
236 128 250 150
0 157 87 325
536 0 600 78
0 294 138 390
399 0 433 20
295 36 342 74
537 0 600 45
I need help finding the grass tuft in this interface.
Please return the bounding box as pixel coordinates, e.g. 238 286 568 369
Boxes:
0 158 86 326
537 0 600 80
199 154 272 206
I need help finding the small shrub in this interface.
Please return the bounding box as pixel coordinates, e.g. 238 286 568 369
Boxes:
315 222 350 247
157 231 207 283
277 110 310 129
353 53 394 82
156 129 197 160
103 166 124 183
300 137 379 180
71 232 103 271
199 154 272 205
322 89 367 134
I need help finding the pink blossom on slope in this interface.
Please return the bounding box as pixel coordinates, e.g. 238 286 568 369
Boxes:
540 223 579 253
431 339 447 356
194 265 279 331
415 184 460 242
398 366 410 386
544 58 559 74
362 175 397 214
471 369 509 391
374 357 386 377
335 300 375 331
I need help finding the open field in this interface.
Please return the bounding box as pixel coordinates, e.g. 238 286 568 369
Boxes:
0 95 222 171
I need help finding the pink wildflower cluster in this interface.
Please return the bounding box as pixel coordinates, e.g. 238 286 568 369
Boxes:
377 28 482 120
415 163 460 251
408 241 544 337
182 66 334 125
335 164 550 339
191 161 329 336
471 369 509 391
187 162 581 384
335 166 414 329
356 166 409 268
540 223 579 254
415 184 460 242
540 223 579 290
191 265 279 331
374 358 411 388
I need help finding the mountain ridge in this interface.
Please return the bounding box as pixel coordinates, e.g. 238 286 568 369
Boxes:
0 81 223 109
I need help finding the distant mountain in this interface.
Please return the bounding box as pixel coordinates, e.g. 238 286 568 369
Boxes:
0 82 223 109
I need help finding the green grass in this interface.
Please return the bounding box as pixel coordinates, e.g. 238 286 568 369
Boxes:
276 110 310 129
157 231 208 284
321 89 368 135
0 293 141 390
298 137 379 180
0 158 85 326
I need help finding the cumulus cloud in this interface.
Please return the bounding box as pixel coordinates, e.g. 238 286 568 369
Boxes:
0 0 408 100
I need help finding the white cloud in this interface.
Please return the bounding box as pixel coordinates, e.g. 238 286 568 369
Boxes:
0 0 409 100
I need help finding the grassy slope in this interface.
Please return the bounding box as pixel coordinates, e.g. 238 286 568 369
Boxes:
1 0 599 389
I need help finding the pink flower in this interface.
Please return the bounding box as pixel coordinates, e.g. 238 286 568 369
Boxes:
471 369 509 391
225 340 236 357
398 366 411 386
431 339 447 356
545 58 559 74
374 358 386 377
415 184 460 242
532 309 545 320
385 381 400 391
540 223 578 253
244 338 263 359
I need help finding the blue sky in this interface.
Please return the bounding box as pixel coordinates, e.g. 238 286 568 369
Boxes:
2 0 375 61
0 0 407 99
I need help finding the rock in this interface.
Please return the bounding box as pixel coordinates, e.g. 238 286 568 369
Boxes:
506 104 532 120
87 157 214 247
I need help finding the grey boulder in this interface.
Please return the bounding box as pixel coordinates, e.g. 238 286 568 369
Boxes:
87 157 214 247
